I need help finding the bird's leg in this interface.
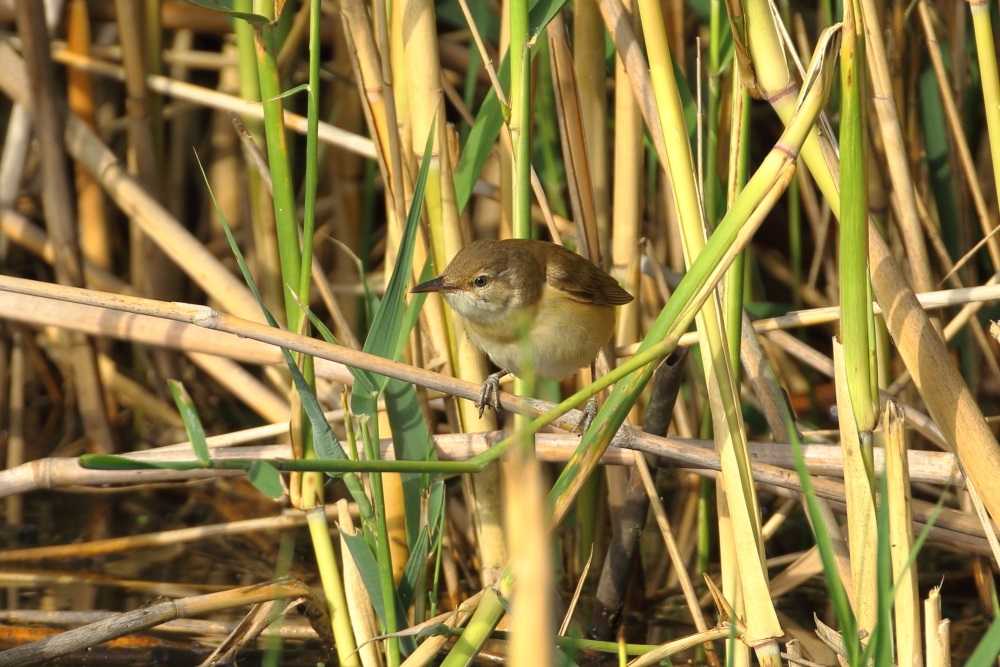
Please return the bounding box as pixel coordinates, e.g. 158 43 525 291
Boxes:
477 370 509 418
574 396 599 433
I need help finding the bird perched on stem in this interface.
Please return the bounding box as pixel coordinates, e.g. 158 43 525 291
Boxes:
411 238 634 417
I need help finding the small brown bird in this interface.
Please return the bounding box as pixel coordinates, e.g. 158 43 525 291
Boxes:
411 238 634 415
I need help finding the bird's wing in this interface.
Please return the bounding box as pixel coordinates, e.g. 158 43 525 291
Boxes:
544 250 635 306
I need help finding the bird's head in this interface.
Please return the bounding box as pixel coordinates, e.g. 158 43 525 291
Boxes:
410 240 543 324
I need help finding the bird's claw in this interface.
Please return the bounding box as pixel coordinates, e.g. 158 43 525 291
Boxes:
573 396 599 433
476 370 507 418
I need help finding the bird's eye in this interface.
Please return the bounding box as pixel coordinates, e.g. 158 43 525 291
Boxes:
472 275 490 288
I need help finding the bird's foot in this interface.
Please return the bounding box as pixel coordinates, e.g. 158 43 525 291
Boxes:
476 370 508 418
573 396 599 433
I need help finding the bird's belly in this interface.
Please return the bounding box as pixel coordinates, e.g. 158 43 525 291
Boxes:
460 318 523 374
530 299 615 379
462 293 616 380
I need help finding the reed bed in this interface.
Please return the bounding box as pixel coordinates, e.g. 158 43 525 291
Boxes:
1 1 1000 665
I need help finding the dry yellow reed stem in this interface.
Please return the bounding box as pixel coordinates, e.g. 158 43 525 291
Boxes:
66 0 111 272
924 585 944 667
860 0 933 297
113 0 172 325
882 400 922 667
574 0 610 253
548 13 600 262
400 1 509 588
503 440 553 667
338 500 386 667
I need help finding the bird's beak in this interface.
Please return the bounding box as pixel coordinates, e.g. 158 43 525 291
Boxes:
410 275 456 294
